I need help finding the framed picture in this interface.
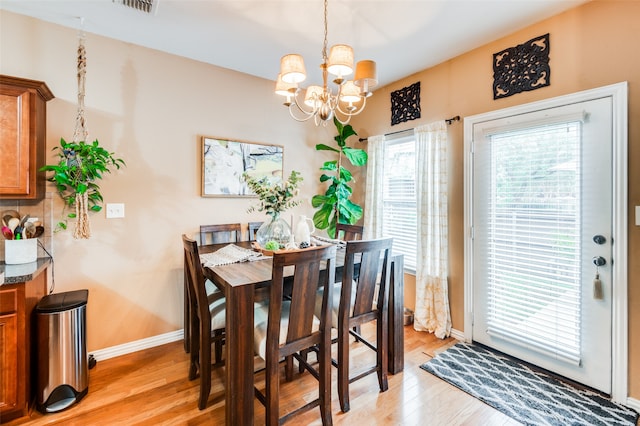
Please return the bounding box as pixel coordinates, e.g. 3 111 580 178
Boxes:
201 136 284 197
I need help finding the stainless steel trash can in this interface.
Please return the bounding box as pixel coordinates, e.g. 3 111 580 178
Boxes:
36 289 89 413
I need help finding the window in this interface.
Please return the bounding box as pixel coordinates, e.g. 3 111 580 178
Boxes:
382 135 417 272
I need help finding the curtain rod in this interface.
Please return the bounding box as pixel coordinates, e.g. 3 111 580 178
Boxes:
358 115 460 142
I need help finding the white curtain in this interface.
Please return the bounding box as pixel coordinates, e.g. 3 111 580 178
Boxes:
363 134 385 239
414 121 451 338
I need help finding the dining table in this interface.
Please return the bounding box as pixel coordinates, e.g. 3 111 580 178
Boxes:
199 241 405 426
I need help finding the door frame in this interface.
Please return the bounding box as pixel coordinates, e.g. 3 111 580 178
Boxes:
463 82 628 403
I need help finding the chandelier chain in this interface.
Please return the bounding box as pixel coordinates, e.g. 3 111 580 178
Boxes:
322 0 328 63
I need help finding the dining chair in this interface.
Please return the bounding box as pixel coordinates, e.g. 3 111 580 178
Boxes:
314 237 393 413
253 244 337 426
248 221 263 241
335 223 363 241
183 223 239 354
182 234 227 409
199 223 241 245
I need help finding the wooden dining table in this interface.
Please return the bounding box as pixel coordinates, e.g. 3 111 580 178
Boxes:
199 241 405 426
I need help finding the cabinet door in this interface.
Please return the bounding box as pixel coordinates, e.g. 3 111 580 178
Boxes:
0 312 18 412
0 88 33 197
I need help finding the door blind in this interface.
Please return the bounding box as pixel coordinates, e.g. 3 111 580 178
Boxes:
484 121 582 365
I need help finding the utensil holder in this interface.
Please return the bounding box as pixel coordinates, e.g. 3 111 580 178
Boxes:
4 238 38 264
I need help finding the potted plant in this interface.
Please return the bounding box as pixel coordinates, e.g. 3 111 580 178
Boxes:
243 170 303 248
40 138 125 239
312 117 368 238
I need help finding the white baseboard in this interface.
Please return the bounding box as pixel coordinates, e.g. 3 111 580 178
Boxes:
450 327 465 341
626 397 640 413
90 329 184 362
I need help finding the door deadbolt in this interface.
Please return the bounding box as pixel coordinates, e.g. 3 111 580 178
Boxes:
592 256 606 267
593 235 606 245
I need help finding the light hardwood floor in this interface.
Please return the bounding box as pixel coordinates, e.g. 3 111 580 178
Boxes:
6 325 519 426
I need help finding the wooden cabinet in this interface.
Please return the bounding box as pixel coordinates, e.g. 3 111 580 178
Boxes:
0 268 47 422
0 75 54 200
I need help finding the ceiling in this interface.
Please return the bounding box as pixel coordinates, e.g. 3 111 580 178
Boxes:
1 0 587 88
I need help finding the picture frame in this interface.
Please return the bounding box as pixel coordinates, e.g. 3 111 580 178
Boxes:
201 136 284 197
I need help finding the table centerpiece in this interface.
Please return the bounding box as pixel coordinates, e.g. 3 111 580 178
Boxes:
243 170 302 249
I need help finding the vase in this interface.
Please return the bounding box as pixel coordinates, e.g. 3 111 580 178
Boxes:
256 215 291 249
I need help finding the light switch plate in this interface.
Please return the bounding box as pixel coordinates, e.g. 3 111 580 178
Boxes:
106 203 125 219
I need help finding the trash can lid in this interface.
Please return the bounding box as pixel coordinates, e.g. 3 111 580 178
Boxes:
36 289 88 313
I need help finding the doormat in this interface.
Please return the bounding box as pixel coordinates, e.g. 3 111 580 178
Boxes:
420 342 639 426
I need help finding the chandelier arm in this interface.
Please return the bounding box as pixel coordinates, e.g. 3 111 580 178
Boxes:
290 90 317 115
288 106 317 122
335 95 368 117
286 90 320 122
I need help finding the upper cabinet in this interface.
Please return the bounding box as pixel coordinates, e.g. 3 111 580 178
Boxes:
0 75 54 200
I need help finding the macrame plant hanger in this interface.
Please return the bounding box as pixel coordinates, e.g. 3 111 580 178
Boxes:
70 27 91 239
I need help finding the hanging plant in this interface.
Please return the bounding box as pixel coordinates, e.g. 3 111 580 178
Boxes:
312 116 367 238
40 32 125 239
41 139 125 236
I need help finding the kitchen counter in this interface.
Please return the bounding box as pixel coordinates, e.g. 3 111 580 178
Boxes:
0 257 50 285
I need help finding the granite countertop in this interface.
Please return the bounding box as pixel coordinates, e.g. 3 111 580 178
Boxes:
0 257 51 285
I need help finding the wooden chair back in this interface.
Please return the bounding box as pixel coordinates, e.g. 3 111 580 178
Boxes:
336 237 393 412
182 234 224 409
335 223 363 241
200 223 241 245
261 244 337 425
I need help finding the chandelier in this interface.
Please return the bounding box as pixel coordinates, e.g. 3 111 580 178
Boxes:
275 0 378 126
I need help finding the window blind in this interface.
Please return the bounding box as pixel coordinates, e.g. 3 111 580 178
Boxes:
485 121 582 365
382 137 417 271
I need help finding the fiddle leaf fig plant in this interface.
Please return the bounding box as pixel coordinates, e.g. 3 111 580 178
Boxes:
40 138 125 238
312 117 367 238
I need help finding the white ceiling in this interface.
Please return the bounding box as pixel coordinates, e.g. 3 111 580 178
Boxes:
1 0 587 88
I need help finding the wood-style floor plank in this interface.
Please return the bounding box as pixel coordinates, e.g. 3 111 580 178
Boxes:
5 325 519 425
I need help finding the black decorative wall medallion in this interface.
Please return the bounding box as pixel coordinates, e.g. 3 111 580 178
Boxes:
390 82 421 125
493 33 550 99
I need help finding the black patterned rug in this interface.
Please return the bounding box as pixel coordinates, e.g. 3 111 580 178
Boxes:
420 342 639 426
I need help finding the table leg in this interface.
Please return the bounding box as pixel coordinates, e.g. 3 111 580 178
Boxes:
388 255 404 374
225 284 255 426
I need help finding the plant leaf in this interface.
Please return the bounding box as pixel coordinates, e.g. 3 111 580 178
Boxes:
343 147 368 166
315 143 340 152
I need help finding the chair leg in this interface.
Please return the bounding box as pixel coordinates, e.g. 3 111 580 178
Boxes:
337 323 351 413
352 325 362 342
265 354 280 426
213 330 223 365
285 355 294 382
198 327 212 410
319 337 333 425
188 324 200 381
377 315 389 393
298 349 309 373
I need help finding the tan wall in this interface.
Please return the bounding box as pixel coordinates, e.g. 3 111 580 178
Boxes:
0 10 340 351
352 0 639 399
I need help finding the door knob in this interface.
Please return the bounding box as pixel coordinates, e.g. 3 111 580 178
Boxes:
592 256 606 267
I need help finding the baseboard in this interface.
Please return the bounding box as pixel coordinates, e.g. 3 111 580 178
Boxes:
450 327 465 341
626 396 640 413
90 329 184 362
